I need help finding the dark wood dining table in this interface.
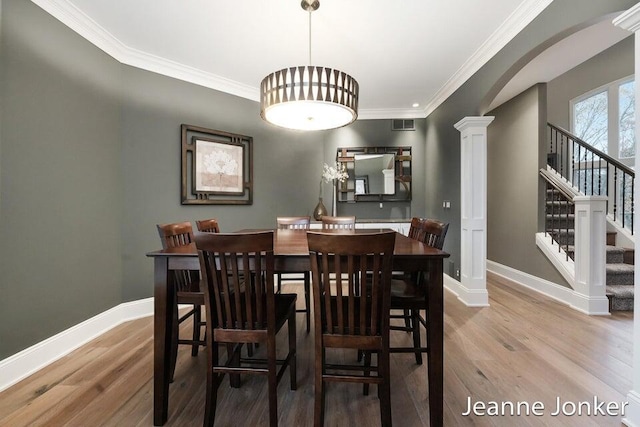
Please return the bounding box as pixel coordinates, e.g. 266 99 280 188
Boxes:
147 228 449 426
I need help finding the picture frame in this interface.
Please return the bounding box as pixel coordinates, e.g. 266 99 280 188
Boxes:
181 124 253 205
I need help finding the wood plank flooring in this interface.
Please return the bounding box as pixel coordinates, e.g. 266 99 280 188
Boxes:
0 272 633 426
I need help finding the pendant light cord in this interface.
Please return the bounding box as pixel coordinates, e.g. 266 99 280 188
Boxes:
308 10 312 65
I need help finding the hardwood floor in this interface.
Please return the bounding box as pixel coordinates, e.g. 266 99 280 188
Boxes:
0 273 633 426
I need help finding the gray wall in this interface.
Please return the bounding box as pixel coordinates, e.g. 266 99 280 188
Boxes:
0 0 122 358
119 66 326 301
547 35 634 130
424 0 637 281
487 84 569 286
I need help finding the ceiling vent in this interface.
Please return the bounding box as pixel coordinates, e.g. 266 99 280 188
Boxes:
391 119 415 131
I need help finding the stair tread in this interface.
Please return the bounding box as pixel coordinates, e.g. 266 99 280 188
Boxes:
606 263 635 274
606 285 635 298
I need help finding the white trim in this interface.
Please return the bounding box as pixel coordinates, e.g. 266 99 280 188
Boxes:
30 0 551 120
0 298 154 392
444 274 490 307
488 259 575 305
444 273 463 296
536 232 575 285
30 0 257 101
422 0 553 117
614 3 640 33
357 108 426 120
487 259 610 315
622 390 640 427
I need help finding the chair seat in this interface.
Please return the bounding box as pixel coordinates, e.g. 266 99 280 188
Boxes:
177 290 204 305
390 278 425 300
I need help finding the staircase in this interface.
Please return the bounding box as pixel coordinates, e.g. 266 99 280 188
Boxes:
545 184 634 311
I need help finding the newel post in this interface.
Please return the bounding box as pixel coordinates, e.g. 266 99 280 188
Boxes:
614 5 640 426
454 116 494 307
572 196 609 314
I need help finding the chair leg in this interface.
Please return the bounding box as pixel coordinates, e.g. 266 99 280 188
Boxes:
229 344 241 389
277 273 282 294
267 334 278 427
304 273 311 333
412 309 423 365
362 351 371 396
191 305 201 357
314 348 326 427
204 342 220 427
289 311 297 390
170 302 179 382
403 309 412 331
378 348 392 426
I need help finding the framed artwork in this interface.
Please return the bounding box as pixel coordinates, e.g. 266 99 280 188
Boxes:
181 124 253 205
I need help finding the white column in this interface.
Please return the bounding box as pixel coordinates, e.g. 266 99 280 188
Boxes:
614 5 640 426
454 116 494 307
572 196 610 315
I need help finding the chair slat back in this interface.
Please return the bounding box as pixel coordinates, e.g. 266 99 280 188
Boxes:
157 221 198 291
157 221 194 249
196 231 275 331
308 231 395 337
419 219 449 250
321 216 356 230
407 217 426 241
277 216 311 230
196 218 221 233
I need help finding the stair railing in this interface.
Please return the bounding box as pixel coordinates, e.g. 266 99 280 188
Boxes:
540 170 575 261
547 123 634 234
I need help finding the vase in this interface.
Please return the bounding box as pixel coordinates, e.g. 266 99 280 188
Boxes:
313 197 328 220
332 185 337 216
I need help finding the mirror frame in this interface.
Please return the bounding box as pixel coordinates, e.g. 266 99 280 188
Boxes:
336 146 412 202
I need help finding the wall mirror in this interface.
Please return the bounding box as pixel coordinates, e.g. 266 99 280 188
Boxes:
337 146 411 202
354 153 396 195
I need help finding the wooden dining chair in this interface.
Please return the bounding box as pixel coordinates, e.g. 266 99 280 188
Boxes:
196 218 221 233
321 215 356 230
276 216 312 333
196 230 297 427
308 230 395 426
156 221 205 381
390 218 448 365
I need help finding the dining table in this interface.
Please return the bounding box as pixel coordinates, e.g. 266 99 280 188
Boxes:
146 228 450 426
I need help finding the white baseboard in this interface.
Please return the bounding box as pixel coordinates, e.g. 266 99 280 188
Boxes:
486 260 610 315
0 298 154 392
444 273 462 296
488 260 574 303
444 274 490 307
623 390 640 427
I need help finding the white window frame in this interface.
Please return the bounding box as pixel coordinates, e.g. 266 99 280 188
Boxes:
569 74 635 167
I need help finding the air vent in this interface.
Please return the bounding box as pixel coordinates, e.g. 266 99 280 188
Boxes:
391 119 415 131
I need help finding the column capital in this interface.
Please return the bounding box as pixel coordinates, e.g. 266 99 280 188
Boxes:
454 116 495 132
613 3 640 33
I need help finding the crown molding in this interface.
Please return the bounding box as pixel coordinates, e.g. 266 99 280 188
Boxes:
422 0 553 118
613 3 640 33
32 0 551 119
357 108 426 120
30 0 258 101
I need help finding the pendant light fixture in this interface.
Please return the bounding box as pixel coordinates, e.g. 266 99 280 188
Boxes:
260 0 359 131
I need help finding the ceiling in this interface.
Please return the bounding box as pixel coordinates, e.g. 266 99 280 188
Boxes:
32 0 616 120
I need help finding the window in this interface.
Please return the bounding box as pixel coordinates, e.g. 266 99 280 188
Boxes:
573 90 608 153
571 76 635 166
619 80 635 158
